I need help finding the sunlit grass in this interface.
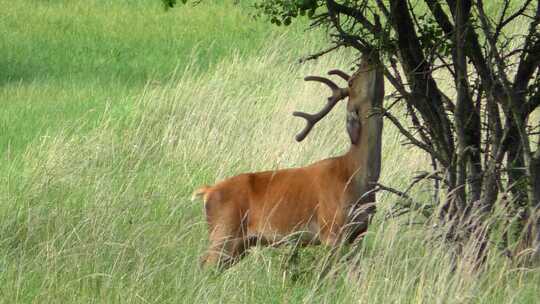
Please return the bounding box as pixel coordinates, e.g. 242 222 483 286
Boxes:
0 0 299 156
1 38 538 303
1 0 539 303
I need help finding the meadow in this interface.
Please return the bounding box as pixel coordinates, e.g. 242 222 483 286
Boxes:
1 0 539 303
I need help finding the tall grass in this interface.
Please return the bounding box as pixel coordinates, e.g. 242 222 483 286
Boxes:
2 35 538 303
0 0 301 156
1 1 538 303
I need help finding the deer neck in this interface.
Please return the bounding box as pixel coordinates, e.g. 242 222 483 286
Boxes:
343 65 384 202
344 109 383 196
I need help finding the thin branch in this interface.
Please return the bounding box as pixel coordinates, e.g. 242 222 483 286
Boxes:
383 109 447 165
376 183 433 219
383 67 412 99
495 0 533 42
525 85 540 115
475 0 513 90
493 0 513 42
326 0 378 33
376 183 413 200
514 1 540 107
406 102 434 148
298 43 343 64
325 1 371 52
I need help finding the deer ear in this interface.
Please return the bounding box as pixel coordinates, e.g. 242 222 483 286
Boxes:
347 110 361 145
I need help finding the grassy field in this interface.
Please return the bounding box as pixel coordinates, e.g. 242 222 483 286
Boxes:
1 0 539 303
0 0 288 156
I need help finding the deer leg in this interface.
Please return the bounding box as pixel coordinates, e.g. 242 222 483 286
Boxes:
201 202 248 269
347 203 376 246
201 231 252 270
317 215 346 280
339 202 376 279
228 233 253 266
200 225 236 268
318 210 345 247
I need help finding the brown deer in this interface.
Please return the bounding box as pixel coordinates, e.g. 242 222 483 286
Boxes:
192 55 384 268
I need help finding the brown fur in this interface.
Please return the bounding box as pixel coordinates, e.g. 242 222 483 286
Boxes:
194 57 384 268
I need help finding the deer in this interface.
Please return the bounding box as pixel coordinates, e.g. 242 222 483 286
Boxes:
192 54 384 269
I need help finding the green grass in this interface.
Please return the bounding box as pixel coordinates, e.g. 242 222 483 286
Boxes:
1 1 539 303
0 0 294 156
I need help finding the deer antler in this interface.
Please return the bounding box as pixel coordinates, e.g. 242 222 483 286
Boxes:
293 72 349 142
328 69 351 81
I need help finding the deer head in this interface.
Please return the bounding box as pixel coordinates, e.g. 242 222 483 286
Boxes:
294 54 384 146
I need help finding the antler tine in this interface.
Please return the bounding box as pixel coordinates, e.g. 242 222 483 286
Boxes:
304 76 349 101
304 76 340 90
292 99 337 142
293 76 349 142
328 69 351 81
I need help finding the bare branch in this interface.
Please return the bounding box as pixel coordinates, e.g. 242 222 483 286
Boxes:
383 109 447 165
382 64 412 101
376 183 413 200
525 84 540 115
325 2 371 52
495 0 533 42
514 2 540 108
326 0 378 33
298 43 343 64
376 183 434 218
494 0 513 42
